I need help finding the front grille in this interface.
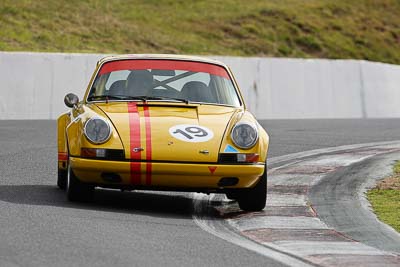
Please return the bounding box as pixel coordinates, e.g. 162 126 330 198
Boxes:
106 149 125 160
218 153 237 164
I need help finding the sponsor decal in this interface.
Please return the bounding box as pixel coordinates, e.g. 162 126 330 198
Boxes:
169 124 213 142
99 60 230 78
224 144 239 153
208 166 217 174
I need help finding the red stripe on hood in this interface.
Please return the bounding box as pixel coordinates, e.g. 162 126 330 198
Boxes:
128 102 141 185
143 105 152 185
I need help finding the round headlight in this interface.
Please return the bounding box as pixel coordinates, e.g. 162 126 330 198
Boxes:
231 122 258 149
84 117 112 144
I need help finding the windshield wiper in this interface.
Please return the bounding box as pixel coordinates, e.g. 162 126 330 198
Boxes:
87 95 150 101
149 96 190 104
88 95 190 104
115 95 190 104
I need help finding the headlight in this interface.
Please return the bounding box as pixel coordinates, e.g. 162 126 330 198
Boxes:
231 122 258 149
84 117 112 144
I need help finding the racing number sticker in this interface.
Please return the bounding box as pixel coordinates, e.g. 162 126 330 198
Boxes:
169 124 214 142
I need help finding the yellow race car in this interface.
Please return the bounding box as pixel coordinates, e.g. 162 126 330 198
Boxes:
57 54 269 211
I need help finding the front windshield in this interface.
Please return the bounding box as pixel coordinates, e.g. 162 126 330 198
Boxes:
87 59 241 107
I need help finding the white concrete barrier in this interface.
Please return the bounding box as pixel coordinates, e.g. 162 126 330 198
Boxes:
0 52 101 119
0 52 399 119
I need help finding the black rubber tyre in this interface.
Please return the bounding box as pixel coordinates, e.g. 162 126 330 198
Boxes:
237 165 267 211
66 164 94 202
57 169 67 190
225 191 240 200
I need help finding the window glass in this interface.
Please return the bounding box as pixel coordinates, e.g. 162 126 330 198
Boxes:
88 60 241 107
105 70 130 90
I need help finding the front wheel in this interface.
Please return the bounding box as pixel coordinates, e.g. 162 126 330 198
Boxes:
237 165 267 211
66 163 94 202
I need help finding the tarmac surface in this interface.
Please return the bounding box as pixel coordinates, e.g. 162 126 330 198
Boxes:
310 151 400 253
1 119 400 266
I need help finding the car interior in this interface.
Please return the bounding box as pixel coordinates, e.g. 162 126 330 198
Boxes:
106 69 218 103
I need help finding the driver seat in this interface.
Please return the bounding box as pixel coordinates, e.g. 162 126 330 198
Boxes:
180 81 214 103
126 70 154 96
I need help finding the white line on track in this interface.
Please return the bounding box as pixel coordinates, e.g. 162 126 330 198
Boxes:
192 193 314 267
192 141 400 267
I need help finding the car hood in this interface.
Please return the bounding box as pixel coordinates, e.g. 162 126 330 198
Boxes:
95 102 239 162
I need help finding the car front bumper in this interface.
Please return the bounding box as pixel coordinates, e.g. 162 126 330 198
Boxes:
69 157 265 189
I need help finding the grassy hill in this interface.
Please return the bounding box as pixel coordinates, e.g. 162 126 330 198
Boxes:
1 0 399 64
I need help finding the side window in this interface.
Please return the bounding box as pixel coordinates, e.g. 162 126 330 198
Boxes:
105 70 130 90
210 75 240 106
222 78 240 106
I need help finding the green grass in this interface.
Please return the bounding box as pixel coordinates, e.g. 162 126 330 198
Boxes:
367 161 400 232
1 0 400 64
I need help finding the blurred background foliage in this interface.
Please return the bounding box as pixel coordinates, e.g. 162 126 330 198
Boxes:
0 0 399 64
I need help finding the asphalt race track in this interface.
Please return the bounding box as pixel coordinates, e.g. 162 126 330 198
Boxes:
1 119 400 266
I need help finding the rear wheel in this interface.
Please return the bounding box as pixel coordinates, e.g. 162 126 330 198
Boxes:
57 169 67 190
237 165 267 211
66 163 94 202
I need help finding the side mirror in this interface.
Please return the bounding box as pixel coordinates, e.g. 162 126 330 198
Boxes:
64 93 79 108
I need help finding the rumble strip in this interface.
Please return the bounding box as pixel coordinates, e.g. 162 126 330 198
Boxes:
193 141 400 267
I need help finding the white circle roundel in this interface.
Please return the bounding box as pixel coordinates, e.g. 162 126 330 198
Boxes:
169 124 214 142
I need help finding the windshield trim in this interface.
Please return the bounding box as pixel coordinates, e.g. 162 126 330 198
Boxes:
84 59 244 107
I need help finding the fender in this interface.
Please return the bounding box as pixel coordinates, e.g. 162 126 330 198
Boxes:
57 112 71 170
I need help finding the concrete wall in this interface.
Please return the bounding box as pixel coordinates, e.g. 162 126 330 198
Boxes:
214 56 400 119
0 52 399 119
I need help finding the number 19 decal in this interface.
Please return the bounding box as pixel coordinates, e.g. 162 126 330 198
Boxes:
169 124 214 142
